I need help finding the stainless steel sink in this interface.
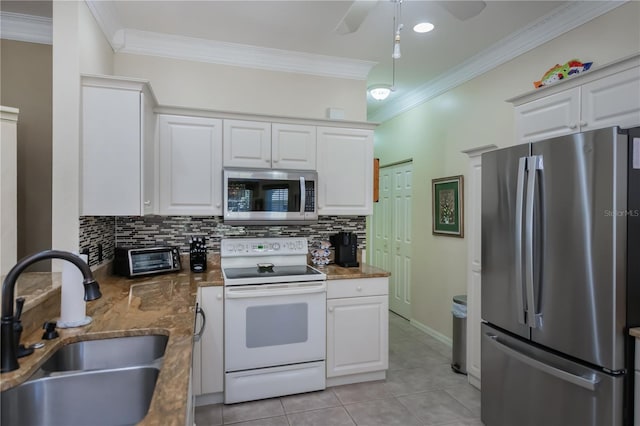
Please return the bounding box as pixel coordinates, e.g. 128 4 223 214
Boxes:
40 334 168 372
1 334 169 426
1 366 159 426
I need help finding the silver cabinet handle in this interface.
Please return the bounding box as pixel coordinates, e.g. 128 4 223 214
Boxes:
486 333 598 391
193 304 206 342
515 157 527 325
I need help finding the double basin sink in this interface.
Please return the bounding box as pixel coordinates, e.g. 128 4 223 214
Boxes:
1 334 169 426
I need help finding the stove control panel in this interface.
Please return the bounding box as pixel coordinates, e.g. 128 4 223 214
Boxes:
221 237 308 257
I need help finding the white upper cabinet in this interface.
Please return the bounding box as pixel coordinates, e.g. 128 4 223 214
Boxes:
223 119 271 168
223 119 316 170
158 115 223 216
272 123 316 170
514 88 580 143
316 127 374 216
580 67 640 132
511 54 640 143
81 76 156 216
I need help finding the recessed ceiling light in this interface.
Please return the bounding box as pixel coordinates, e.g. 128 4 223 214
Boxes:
413 22 435 33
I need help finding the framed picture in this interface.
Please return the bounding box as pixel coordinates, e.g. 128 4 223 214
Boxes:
432 175 464 237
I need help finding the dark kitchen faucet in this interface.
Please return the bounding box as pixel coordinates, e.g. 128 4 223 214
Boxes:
1 250 102 373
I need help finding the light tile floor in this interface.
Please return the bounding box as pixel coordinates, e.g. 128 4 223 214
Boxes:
195 312 482 426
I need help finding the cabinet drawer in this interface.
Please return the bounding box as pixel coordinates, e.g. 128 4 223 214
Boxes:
327 277 388 299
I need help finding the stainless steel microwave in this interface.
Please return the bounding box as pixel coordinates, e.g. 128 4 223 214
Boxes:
223 169 318 224
113 246 181 277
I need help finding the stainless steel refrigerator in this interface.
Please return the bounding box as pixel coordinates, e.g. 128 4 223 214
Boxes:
481 126 640 426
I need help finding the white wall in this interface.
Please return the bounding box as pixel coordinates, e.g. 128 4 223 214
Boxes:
51 1 113 267
372 1 640 338
113 53 367 121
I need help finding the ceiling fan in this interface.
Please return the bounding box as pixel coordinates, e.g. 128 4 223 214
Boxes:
335 0 487 35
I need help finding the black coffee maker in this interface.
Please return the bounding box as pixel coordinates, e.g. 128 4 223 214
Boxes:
330 232 359 267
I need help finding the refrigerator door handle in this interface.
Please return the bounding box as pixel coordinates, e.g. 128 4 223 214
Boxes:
515 157 527 325
486 333 599 391
525 155 543 328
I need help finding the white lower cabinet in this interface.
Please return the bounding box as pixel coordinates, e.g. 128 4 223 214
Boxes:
158 115 223 216
326 278 388 383
193 286 224 401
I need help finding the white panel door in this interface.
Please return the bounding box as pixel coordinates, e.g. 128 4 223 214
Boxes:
158 115 223 215
316 127 373 215
223 119 271 168
373 162 412 319
272 123 316 170
373 169 391 279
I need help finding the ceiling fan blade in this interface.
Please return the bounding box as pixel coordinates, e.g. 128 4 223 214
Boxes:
437 1 486 21
335 0 379 35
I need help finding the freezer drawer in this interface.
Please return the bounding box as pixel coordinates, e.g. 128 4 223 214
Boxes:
481 324 623 426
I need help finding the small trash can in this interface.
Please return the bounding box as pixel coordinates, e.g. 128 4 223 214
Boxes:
451 295 467 375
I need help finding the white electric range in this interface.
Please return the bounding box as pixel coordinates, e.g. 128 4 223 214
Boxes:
220 237 327 404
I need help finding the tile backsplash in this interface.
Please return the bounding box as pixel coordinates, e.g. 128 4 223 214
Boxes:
80 215 366 267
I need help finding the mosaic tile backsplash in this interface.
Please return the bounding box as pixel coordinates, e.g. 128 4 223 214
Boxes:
80 216 366 267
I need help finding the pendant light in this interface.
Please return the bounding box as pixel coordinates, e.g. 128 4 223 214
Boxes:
368 0 403 101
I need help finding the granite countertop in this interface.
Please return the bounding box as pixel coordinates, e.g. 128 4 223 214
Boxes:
1 257 387 425
630 328 640 339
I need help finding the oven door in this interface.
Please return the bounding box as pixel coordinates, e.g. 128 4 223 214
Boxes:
224 281 326 372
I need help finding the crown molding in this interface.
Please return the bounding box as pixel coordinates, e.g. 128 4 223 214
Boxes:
368 0 627 123
84 0 375 80
84 0 123 50
117 29 376 80
0 11 52 45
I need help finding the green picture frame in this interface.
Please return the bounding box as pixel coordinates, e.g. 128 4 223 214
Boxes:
432 175 464 237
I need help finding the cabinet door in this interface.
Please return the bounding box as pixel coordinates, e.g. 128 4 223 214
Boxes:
200 286 224 395
514 87 580 143
158 115 223 215
272 123 316 170
82 86 142 215
223 119 271 168
141 92 156 215
326 295 388 378
316 127 374 215
192 291 203 396
581 67 640 132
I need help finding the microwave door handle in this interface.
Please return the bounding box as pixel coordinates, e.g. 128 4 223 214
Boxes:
300 176 306 216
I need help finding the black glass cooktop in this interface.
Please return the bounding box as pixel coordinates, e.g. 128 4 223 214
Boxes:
224 265 323 280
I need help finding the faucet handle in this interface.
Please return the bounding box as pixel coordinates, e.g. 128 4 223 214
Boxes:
42 321 59 340
14 297 25 321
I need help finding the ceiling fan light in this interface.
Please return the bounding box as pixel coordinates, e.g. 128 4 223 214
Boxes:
413 22 434 33
369 86 392 101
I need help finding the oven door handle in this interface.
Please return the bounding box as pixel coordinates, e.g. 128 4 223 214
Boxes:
225 282 326 298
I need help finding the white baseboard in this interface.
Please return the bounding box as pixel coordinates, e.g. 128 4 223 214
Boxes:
409 318 453 347
468 373 481 390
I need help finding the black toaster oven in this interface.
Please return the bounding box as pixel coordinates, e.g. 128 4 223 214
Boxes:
113 246 181 277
